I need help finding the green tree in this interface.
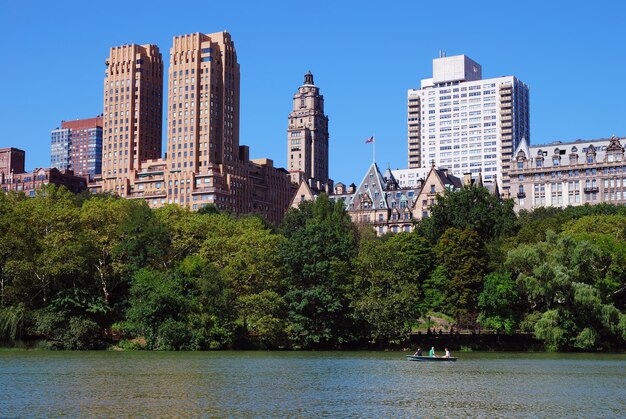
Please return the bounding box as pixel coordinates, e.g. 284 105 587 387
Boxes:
5 186 89 306
477 272 520 333
178 255 236 349
417 185 517 243
506 231 625 350
124 268 189 350
280 200 313 238
352 232 433 344
435 228 487 319
80 197 134 305
281 194 358 348
113 201 170 273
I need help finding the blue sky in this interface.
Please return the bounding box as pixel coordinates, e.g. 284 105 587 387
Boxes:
1 0 625 184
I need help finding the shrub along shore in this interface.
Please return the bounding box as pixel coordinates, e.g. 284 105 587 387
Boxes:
0 185 624 351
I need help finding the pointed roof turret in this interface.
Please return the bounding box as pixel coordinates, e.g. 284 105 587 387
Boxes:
304 70 314 85
382 165 399 190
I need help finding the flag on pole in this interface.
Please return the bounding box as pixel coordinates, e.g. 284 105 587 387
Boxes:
365 136 374 144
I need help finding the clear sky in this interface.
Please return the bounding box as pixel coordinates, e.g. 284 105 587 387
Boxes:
1 0 625 185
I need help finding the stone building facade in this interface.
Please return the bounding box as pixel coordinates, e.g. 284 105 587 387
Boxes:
287 71 330 189
509 136 626 211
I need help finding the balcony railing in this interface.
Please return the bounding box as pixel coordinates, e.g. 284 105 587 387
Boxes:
584 186 599 193
517 191 526 198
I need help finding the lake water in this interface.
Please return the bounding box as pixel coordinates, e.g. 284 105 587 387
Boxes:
0 351 624 417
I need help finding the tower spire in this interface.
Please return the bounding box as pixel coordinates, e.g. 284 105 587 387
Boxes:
304 70 314 85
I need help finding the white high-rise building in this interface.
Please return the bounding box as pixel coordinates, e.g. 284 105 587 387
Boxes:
407 54 529 197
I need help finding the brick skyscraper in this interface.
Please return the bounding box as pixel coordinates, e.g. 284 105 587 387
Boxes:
90 32 293 223
101 44 163 196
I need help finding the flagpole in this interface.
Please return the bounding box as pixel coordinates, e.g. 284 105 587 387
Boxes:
373 133 376 164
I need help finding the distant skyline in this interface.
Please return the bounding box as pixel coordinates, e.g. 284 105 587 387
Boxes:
2 0 625 184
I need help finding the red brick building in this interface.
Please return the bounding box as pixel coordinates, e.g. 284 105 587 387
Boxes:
60 116 103 178
1 147 87 196
0 148 26 178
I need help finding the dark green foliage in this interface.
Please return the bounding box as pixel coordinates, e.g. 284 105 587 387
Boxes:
281 194 358 348
352 232 433 344
416 185 517 243
435 228 486 318
196 204 219 215
123 269 189 350
478 272 520 334
32 307 101 350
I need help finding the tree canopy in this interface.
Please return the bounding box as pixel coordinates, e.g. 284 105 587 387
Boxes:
0 185 624 351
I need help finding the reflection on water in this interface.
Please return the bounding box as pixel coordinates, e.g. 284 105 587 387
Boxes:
0 351 624 417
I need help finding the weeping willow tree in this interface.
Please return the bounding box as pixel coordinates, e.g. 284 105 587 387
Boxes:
0 305 26 343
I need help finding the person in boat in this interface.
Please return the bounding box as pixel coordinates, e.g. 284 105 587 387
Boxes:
413 348 422 356
429 347 437 357
444 348 451 358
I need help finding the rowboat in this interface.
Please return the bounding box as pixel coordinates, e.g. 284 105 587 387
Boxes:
405 355 457 362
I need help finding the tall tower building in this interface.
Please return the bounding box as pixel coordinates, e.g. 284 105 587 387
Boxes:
287 71 330 187
167 31 240 172
407 54 529 196
51 116 103 179
90 31 293 224
101 44 163 195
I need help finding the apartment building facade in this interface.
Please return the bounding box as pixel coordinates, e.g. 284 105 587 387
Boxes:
510 136 626 211
408 54 529 197
51 116 103 178
2 147 87 195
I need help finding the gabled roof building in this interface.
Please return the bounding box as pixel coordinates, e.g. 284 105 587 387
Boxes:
339 162 422 235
